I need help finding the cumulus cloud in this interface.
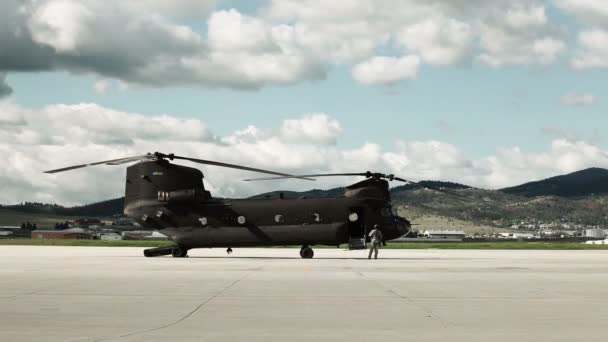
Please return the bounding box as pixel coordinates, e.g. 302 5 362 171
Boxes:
0 0 325 93
0 0 579 93
560 92 595 106
477 4 565 66
571 29 608 70
556 0 608 27
127 0 218 20
1 102 607 205
352 55 420 85
397 16 474 65
280 113 342 145
555 1 608 69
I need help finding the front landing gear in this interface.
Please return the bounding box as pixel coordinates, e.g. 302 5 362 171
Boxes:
171 246 188 258
300 245 314 259
143 245 188 258
227 247 233 254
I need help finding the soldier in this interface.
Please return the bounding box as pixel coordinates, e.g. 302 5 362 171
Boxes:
368 224 383 259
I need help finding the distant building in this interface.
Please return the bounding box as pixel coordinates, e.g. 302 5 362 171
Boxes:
74 218 102 228
32 229 93 240
122 231 168 240
423 230 465 241
1 226 34 238
585 229 606 239
513 233 535 239
0 225 20 230
112 217 135 226
499 232 536 239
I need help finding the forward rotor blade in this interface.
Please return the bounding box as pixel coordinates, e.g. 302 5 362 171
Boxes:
44 155 153 174
171 155 315 180
243 173 368 181
105 155 156 165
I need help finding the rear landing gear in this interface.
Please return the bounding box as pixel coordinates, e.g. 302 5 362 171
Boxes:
300 245 314 259
227 247 233 254
171 246 188 258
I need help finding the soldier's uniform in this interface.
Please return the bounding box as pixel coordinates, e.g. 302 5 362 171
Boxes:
368 225 383 259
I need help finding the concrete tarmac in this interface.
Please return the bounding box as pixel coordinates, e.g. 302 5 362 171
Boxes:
1 246 608 342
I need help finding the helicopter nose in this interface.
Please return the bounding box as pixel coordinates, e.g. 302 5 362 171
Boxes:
395 216 411 235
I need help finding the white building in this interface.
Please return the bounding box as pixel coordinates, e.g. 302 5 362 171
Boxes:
585 229 606 239
585 239 608 245
513 233 535 239
423 230 465 241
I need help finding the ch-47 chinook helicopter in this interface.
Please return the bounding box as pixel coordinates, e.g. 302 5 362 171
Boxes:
44 152 426 259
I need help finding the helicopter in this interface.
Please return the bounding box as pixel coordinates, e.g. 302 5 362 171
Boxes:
44 152 427 259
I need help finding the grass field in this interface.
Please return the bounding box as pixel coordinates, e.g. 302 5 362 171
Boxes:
385 241 608 250
1 239 608 250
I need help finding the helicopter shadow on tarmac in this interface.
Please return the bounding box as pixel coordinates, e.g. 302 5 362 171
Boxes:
135 255 445 260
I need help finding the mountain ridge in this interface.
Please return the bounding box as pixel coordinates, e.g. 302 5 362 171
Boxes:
499 167 608 197
2 168 606 225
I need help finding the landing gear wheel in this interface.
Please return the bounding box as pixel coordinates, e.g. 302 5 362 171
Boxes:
300 246 314 259
171 246 188 258
227 247 233 254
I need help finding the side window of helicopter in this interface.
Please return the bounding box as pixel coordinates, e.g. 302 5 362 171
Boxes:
313 213 321 223
274 214 285 224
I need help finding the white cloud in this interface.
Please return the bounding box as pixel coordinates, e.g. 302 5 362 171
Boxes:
127 0 218 20
280 113 342 145
477 4 565 67
397 16 474 65
0 0 576 93
556 0 608 26
571 29 608 70
352 55 421 85
27 0 93 53
1 102 607 205
208 9 277 53
560 92 595 106
0 1 324 92
475 140 608 188
554 2 608 70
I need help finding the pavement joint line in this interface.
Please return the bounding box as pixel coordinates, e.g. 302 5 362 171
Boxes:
91 269 255 342
356 270 451 328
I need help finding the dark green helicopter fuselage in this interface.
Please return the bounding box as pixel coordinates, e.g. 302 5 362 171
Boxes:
124 160 410 250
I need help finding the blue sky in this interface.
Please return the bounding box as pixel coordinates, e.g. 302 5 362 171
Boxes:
1 0 608 204
7 63 605 155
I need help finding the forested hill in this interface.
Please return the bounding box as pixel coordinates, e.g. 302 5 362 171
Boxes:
500 168 608 197
3 168 607 222
2 198 124 217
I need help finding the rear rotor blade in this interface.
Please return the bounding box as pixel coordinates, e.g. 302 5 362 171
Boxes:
243 173 367 181
44 155 153 174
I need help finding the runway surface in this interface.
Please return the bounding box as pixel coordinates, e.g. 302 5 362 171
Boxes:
1 246 608 342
